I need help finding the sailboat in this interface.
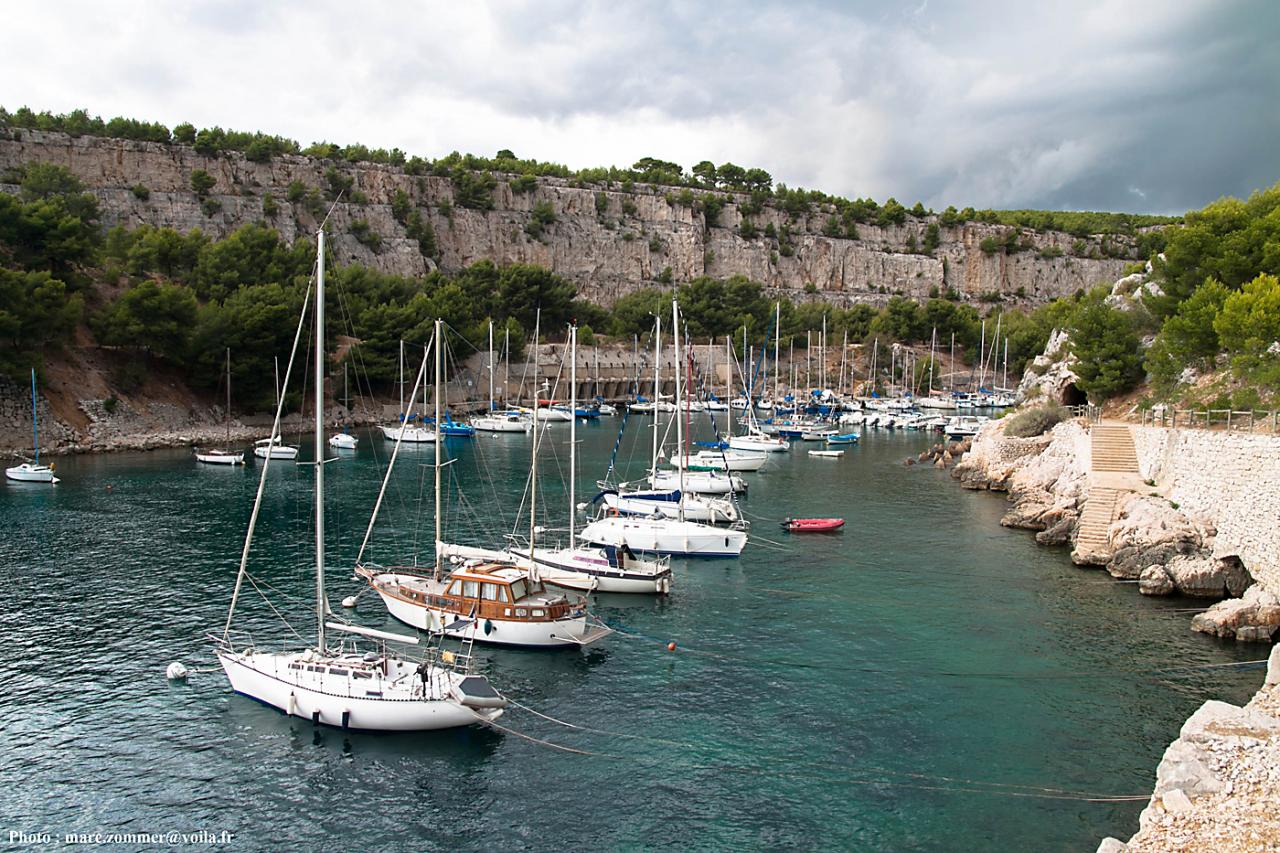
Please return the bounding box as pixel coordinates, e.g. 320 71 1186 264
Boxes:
5 368 59 483
254 356 299 459
580 300 749 558
380 341 437 442
196 349 246 465
507 325 674 594
357 319 612 647
329 361 359 449
474 321 531 433
214 229 506 731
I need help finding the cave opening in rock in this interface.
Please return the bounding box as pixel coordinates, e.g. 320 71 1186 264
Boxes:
1060 383 1087 406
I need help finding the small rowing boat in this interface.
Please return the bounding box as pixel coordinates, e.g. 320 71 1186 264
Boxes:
808 450 843 458
781 517 845 533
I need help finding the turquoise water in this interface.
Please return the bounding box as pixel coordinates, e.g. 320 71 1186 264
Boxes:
0 420 1262 851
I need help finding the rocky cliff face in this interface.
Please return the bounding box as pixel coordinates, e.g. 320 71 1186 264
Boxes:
0 129 1136 306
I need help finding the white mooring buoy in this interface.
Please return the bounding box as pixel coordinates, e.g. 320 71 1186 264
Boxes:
341 595 358 608
166 661 189 681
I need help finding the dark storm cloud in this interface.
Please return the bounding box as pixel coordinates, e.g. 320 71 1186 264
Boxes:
2 0 1275 215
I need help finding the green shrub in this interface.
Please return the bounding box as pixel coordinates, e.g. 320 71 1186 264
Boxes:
131 184 150 201
1004 406 1067 437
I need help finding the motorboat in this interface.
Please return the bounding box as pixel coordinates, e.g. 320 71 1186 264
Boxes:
328 432 358 450
780 517 845 532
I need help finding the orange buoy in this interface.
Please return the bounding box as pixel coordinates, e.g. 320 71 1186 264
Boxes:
666 641 677 652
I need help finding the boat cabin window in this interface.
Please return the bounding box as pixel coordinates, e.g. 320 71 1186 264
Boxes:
531 609 545 617
462 580 480 598
448 580 462 595
307 665 323 672
352 671 372 680
481 583 505 602
288 663 302 670
329 668 348 676
515 608 527 617
509 579 528 601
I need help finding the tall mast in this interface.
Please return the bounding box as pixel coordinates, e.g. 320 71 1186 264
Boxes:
632 334 639 400
977 320 986 390
30 368 38 464
314 229 327 652
225 348 231 445
528 310 541 580
930 327 938 396
433 320 443 581
1003 337 1009 389
741 326 747 403
725 336 732 435
821 314 827 391
568 324 577 551
672 299 685 521
503 326 510 407
398 339 405 417
805 330 811 390
773 301 781 402
651 315 661 475
488 320 494 413
274 356 280 411
839 330 848 395
950 332 956 392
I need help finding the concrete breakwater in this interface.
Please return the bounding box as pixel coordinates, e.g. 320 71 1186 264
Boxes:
951 416 1280 850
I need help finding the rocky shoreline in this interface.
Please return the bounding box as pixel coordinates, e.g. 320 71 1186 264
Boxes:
947 415 1280 850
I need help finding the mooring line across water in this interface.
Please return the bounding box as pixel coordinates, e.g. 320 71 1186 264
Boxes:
604 625 1269 682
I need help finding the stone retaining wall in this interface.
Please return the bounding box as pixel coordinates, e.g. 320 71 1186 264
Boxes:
1133 427 1280 598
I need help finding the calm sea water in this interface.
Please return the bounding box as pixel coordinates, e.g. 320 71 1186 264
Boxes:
0 418 1261 851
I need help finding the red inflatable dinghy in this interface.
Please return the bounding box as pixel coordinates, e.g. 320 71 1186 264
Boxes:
781 517 845 533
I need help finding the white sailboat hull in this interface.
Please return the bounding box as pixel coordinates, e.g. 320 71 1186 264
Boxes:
649 470 746 495
328 434 358 449
580 516 747 557
509 547 672 594
728 434 789 453
4 463 58 483
254 446 299 460
603 491 739 523
380 425 437 443
216 649 498 731
671 451 767 472
473 416 530 433
196 450 245 465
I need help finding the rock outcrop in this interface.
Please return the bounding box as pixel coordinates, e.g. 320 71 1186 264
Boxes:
0 128 1138 307
1097 645 1280 852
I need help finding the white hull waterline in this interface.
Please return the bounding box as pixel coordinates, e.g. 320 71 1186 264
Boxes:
380 424 437 443
670 451 767 472
196 450 245 465
508 546 673 594
4 463 59 483
649 470 746 495
216 648 501 731
728 433 790 453
602 490 740 523
473 414 530 433
580 516 747 557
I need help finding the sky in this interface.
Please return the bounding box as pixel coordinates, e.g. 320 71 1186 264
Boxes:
4 0 1277 215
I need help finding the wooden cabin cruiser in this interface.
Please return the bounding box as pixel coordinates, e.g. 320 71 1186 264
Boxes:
357 561 611 648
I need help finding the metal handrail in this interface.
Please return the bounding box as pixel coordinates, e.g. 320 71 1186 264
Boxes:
1137 406 1280 434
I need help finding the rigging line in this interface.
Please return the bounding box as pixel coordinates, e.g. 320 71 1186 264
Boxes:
504 700 1146 799
471 714 620 757
224 281 314 640
244 573 306 643
355 331 435 567
604 625 1269 681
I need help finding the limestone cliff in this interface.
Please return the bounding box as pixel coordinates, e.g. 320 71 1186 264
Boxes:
0 129 1136 307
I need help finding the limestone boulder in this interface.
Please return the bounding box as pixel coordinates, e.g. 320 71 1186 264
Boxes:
1191 584 1280 640
1166 554 1250 598
1138 564 1175 596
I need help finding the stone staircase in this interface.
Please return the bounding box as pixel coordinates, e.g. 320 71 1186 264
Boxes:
1074 424 1141 561
1091 423 1140 473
